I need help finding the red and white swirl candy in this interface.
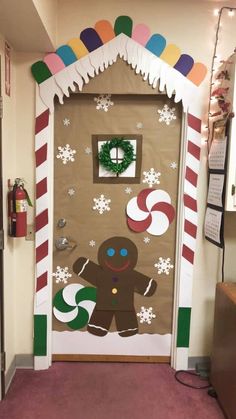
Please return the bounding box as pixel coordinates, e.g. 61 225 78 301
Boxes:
126 188 175 236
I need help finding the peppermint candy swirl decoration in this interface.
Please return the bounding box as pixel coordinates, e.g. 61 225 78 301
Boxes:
53 284 96 330
126 188 175 236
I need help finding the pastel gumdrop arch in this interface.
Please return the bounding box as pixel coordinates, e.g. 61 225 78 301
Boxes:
31 15 207 113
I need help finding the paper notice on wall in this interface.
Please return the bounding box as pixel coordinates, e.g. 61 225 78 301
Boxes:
204 207 223 246
5 42 11 97
207 173 225 207
208 136 227 170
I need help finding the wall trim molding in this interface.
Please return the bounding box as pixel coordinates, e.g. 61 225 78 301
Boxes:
15 354 34 369
188 356 210 370
5 357 16 394
5 354 34 395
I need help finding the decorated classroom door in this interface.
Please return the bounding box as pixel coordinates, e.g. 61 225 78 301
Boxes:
52 60 182 359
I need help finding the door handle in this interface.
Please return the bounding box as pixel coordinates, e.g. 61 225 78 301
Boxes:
55 237 77 251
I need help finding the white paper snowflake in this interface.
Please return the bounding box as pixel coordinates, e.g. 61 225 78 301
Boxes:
89 240 96 247
93 194 111 214
136 122 143 129
85 147 92 155
154 257 174 275
56 144 76 164
170 161 178 169
63 118 70 127
125 187 132 194
68 188 76 196
143 237 151 244
94 94 114 112
142 168 161 187
52 266 72 284
137 306 156 324
158 104 177 125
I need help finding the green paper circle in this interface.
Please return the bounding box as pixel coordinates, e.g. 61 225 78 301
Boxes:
53 286 97 330
53 289 73 313
75 287 97 305
67 306 89 330
98 138 135 175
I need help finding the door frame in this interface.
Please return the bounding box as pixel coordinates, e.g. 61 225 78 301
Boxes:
33 34 204 371
0 55 5 399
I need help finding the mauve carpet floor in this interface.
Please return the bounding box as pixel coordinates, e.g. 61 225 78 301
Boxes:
0 362 225 419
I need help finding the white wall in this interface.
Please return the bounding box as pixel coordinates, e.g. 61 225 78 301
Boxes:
32 0 58 47
224 212 236 281
3 0 236 365
0 39 42 370
14 53 42 357
0 35 17 371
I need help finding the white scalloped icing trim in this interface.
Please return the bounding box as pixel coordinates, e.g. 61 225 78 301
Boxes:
39 33 198 113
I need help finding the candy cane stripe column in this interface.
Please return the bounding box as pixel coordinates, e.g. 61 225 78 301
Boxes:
176 112 202 369
35 109 50 134
187 113 201 133
184 219 197 238
35 108 50 306
34 103 50 367
36 178 47 199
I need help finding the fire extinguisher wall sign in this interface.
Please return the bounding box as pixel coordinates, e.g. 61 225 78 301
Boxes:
8 178 33 238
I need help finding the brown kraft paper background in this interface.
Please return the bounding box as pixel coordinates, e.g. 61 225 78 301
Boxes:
53 59 182 335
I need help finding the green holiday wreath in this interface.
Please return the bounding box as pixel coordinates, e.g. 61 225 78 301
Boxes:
98 138 135 174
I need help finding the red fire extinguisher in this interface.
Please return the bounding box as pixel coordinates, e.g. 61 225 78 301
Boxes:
8 178 33 238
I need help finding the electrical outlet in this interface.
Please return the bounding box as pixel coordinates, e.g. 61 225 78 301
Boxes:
25 224 35 241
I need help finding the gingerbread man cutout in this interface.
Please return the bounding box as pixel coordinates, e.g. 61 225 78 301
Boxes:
73 236 157 337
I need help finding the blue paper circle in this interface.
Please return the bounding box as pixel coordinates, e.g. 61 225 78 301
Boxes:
120 248 128 257
107 247 115 257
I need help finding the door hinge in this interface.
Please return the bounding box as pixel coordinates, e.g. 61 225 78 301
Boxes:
0 352 6 372
232 184 235 196
0 230 4 250
0 96 3 119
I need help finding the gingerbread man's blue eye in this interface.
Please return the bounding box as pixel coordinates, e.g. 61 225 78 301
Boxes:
120 248 128 257
107 247 115 257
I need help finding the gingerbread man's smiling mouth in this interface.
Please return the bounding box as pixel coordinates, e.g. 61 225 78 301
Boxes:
104 260 130 272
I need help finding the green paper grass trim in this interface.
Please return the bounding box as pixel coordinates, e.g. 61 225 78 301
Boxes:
98 138 135 174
